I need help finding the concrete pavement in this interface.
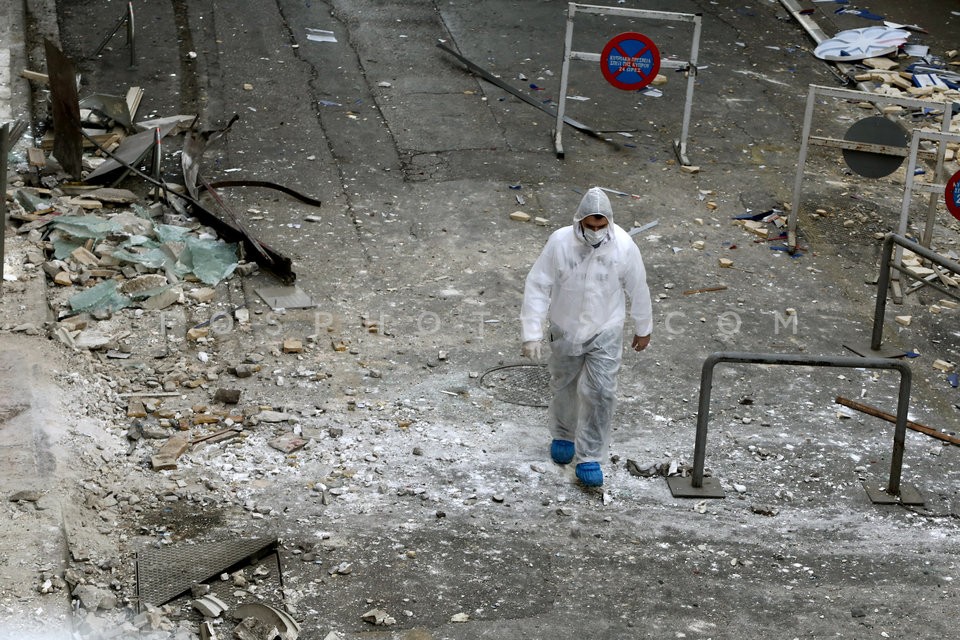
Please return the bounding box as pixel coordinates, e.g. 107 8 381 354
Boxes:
2 1 960 639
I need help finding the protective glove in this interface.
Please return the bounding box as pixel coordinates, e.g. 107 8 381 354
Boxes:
522 340 542 362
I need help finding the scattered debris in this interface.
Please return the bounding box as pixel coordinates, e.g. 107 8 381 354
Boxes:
192 594 229 618
256 286 315 310
305 28 337 43
362 609 396 626
683 285 727 295
151 435 190 470
232 603 301 640
813 26 910 62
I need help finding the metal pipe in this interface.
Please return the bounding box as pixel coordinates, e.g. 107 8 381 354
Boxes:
127 2 136 67
689 352 912 498
871 235 895 351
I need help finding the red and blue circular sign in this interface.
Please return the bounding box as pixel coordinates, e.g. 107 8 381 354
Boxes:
947 169 960 222
600 32 661 91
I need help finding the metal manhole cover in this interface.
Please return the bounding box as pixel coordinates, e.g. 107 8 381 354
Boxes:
479 364 550 407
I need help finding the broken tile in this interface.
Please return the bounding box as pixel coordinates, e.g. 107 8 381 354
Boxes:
268 435 307 454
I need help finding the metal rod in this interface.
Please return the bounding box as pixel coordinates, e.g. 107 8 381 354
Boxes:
788 85 816 251
554 3 577 157
127 2 136 67
570 3 699 22
777 0 828 44
921 116 952 249
836 396 960 446
689 352 912 498
677 14 702 161
91 10 129 58
437 43 607 140
889 364 912 494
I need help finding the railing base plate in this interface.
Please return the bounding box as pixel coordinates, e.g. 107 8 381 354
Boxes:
842 343 907 359
863 482 924 506
666 476 726 499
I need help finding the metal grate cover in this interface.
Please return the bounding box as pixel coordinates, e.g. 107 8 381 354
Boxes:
479 364 551 407
136 537 278 609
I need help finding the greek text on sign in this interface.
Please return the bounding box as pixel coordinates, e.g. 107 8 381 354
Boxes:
946 169 960 222
600 32 661 91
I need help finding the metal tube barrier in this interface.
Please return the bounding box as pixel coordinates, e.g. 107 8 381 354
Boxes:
666 351 922 506
870 233 960 352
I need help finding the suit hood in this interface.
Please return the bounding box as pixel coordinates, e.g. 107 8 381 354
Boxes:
574 187 614 246
574 187 614 225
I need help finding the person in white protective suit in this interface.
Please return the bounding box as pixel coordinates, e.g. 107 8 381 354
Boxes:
520 187 652 487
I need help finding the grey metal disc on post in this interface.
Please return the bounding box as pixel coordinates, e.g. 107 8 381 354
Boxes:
842 116 908 178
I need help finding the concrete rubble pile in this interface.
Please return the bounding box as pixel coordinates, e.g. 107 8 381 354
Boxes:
0 64 331 638
2 148 453 638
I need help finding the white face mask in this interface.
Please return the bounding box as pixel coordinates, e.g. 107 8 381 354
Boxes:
582 227 608 246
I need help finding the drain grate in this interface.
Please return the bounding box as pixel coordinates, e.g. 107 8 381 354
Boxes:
136 537 278 609
479 364 551 407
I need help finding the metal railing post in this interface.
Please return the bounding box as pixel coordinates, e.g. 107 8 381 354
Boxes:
690 353 718 489
668 352 921 506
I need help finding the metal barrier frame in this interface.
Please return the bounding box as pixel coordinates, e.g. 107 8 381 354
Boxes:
787 85 957 252
666 352 921 506
891 131 960 300
865 233 960 353
553 3 702 163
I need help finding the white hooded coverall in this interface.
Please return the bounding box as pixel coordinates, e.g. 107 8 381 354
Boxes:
520 187 653 463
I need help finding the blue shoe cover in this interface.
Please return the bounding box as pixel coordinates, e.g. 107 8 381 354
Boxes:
550 439 575 465
575 462 603 487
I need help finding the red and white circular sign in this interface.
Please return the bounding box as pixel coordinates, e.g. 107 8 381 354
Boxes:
600 32 661 91
946 169 960 222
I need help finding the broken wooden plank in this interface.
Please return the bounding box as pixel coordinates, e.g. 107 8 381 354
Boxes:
19 69 49 84
27 147 46 168
126 86 144 121
683 285 728 295
151 435 191 470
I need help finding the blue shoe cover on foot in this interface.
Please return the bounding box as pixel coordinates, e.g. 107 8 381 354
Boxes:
550 439 575 464
576 462 603 487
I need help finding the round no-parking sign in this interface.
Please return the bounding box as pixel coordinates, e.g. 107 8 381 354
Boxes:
947 169 960 221
600 32 661 91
